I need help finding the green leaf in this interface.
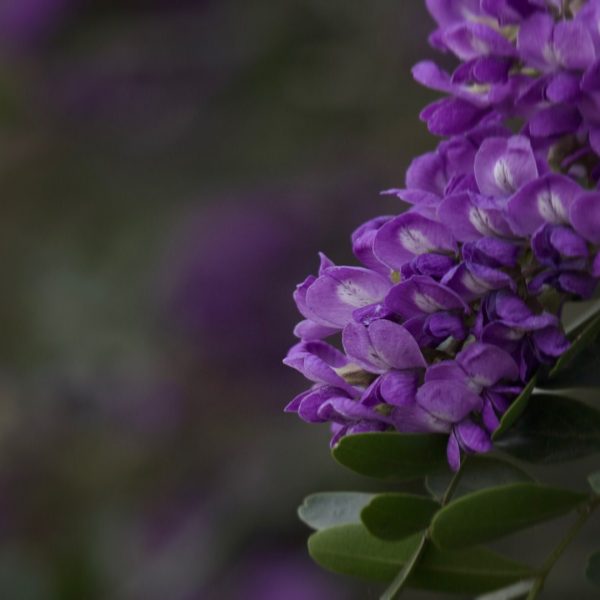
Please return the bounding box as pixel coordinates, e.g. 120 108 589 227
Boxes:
494 394 600 463
542 337 600 388
475 579 535 600
547 312 600 380
426 455 534 502
431 482 587 550
308 524 536 594
589 471 600 495
492 376 537 440
360 493 439 540
562 297 600 336
586 551 600 588
298 492 374 531
332 432 448 480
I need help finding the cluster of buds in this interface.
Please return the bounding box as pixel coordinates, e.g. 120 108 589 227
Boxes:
284 0 600 469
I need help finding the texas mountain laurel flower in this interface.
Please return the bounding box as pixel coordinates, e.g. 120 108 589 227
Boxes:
284 0 600 470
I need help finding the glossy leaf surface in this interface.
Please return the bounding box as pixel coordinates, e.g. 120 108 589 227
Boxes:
493 377 537 440
431 483 586 549
361 493 439 540
298 492 374 531
548 312 600 381
494 394 600 463
308 524 536 594
333 432 448 480
586 551 600 588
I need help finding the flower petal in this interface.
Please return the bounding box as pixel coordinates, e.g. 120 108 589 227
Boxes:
507 173 581 235
293 319 338 340
474 135 538 198
446 431 461 471
441 22 516 61
352 216 393 274
438 192 511 241
318 397 389 424
391 403 451 434
283 341 354 394
416 380 483 423
385 275 468 319
368 318 427 370
306 266 391 328
455 419 492 454
570 191 600 244
373 212 456 270
421 97 490 136
298 387 343 423
456 342 519 387
379 371 419 407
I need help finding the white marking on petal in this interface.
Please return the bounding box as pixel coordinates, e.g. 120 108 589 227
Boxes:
464 83 491 96
468 206 499 236
471 36 490 56
542 43 559 67
471 373 493 387
503 328 524 340
398 227 431 254
537 190 567 223
412 292 445 313
467 378 483 393
493 158 515 193
336 281 379 307
463 11 497 30
461 269 492 294
433 171 447 194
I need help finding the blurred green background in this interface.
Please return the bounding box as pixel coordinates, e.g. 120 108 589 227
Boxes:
0 1 434 598
0 1 597 599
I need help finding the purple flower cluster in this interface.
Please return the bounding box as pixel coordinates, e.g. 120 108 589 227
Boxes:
284 0 600 470
417 0 600 152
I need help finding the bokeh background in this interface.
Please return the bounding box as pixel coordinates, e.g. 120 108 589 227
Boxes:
0 1 597 599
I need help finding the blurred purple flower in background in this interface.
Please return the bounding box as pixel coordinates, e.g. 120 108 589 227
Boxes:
220 550 343 600
163 201 308 374
0 0 74 50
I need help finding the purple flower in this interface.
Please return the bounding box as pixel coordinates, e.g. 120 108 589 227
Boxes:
438 192 513 241
517 13 596 73
294 256 392 333
283 341 356 396
342 319 426 374
570 191 600 244
476 290 569 378
507 173 581 235
284 0 600 470
385 275 468 320
474 135 539 198
373 212 457 271
419 342 520 468
0 0 72 50
351 216 393 274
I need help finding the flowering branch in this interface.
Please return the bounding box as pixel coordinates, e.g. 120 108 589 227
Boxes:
286 0 600 596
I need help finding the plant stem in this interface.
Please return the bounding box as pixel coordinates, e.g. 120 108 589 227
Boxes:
441 462 466 506
380 533 428 600
526 496 599 600
379 460 467 600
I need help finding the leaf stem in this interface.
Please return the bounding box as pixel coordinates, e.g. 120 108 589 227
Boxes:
441 461 467 507
379 459 467 600
379 533 427 600
526 496 600 600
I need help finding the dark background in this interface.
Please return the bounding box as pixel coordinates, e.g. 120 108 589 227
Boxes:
0 1 597 598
